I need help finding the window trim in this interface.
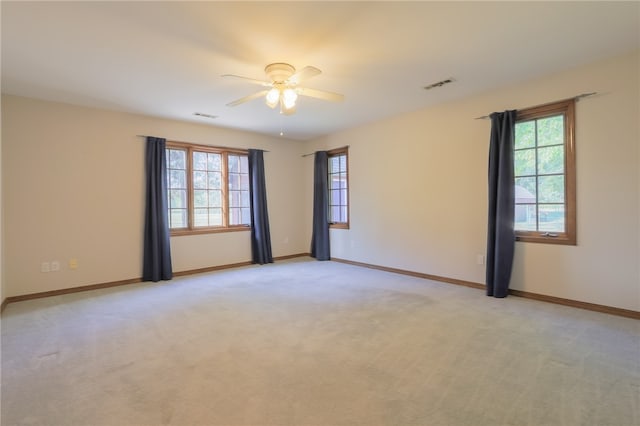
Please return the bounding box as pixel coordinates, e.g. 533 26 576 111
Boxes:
514 99 576 245
327 146 350 229
166 141 251 236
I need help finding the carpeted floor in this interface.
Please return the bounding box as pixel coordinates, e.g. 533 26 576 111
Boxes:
1 258 638 425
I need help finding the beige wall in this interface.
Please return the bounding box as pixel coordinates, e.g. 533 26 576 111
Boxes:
309 51 640 312
1 96 308 297
0 5 3 307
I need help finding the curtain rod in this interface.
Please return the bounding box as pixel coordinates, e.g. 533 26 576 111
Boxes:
474 92 597 120
136 135 269 152
301 145 350 157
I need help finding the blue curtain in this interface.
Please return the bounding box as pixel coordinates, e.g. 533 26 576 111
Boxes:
143 137 172 282
248 149 273 264
310 151 330 260
486 111 517 297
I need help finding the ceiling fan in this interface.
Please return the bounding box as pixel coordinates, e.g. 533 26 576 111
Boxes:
222 63 344 115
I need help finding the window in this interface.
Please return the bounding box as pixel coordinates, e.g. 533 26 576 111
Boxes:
166 141 250 235
328 147 349 228
514 99 576 245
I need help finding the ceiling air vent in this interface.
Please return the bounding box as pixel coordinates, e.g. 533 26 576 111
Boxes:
423 78 454 91
193 112 217 119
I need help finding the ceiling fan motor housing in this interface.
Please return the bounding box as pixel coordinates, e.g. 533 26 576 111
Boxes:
265 63 295 83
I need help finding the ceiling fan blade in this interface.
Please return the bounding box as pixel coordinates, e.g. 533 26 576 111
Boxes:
297 87 344 103
221 74 272 87
226 90 269 107
288 66 321 85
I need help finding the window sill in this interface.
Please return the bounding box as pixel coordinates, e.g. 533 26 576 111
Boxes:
330 223 350 230
170 226 251 237
516 233 576 246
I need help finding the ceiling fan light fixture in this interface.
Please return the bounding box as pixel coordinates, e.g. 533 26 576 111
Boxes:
282 88 298 109
281 103 296 116
265 88 280 108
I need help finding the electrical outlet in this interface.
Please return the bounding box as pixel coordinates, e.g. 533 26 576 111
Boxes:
69 258 78 270
41 262 50 273
51 261 60 272
476 254 485 265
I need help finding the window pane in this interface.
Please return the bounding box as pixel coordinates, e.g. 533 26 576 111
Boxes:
169 189 186 208
194 190 207 208
207 153 221 171
240 174 249 190
170 209 187 228
169 170 186 188
208 190 221 207
328 151 349 226
331 206 340 222
537 115 564 146
241 190 250 207
538 175 564 203
193 171 207 189
537 146 564 175
539 204 565 232
169 149 186 169
229 207 240 225
330 157 340 173
515 121 535 149
209 209 222 226
330 176 341 190
241 208 251 225
194 208 208 227
227 154 249 226
229 190 240 207
515 204 536 231
330 189 341 206
240 156 248 174
208 171 221 189
229 208 251 226
514 149 536 177
512 100 574 243
339 154 347 172
515 177 536 203
193 152 207 170
228 155 240 173
229 173 240 190
166 146 253 233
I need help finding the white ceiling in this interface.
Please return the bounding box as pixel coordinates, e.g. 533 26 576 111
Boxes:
2 2 638 141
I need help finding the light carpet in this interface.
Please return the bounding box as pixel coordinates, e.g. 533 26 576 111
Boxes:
1 258 639 425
